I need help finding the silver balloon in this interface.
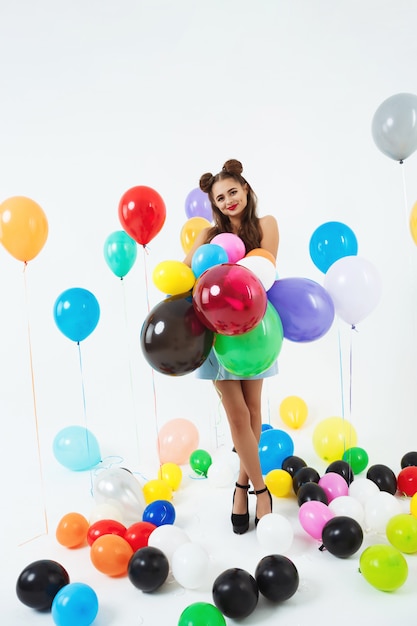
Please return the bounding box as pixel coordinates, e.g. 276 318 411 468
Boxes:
371 92 417 161
93 467 146 524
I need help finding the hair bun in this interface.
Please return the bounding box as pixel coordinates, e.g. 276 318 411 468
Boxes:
199 172 213 193
222 159 243 175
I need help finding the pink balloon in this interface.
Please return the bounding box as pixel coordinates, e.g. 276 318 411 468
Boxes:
211 233 246 263
298 501 335 541
318 472 349 503
158 418 199 465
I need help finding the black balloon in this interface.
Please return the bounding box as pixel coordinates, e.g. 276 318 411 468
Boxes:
297 482 328 506
366 464 397 494
401 451 417 468
255 555 299 602
128 547 169 593
212 568 259 618
140 294 214 376
320 516 363 558
326 460 354 485
16 559 70 610
282 455 307 477
292 466 320 495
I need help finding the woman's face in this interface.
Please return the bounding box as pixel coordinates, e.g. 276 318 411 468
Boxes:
212 177 248 219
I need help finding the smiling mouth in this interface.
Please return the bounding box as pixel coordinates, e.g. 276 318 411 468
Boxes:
227 204 238 211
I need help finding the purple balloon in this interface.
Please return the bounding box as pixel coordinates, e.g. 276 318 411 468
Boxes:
267 278 335 342
184 187 212 221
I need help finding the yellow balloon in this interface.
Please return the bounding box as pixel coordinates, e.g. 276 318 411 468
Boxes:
0 196 48 262
180 217 211 254
312 416 358 463
158 462 183 491
411 493 417 518
152 260 196 295
279 395 308 429
143 478 173 504
265 469 293 497
410 200 417 246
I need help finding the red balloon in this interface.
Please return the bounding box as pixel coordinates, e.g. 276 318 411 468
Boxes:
397 466 417 496
87 519 127 547
118 185 166 246
124 521 157 551
193 263 267 335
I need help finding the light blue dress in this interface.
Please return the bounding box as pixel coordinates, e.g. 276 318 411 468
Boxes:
196 348 278 381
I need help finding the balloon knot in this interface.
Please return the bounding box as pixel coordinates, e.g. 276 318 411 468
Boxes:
399 160 404 165
318 544 325 552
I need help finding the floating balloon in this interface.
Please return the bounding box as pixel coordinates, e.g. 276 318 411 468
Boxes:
193 263 267 335
312 417 357 463
93 467 146 524
184 187 212 221
103 230 137 278
211 233 246 263
157 418 199 465
56 512 89 548
359 544 408 591
321 516 363 558
191 243 228 278
324 256 382 326
53 426 101 471
118 185 166 246
178 602 226 626
258 428 294 475
51 582 98 626
53 288 100 343
0 196 48 262
90 534 133 577
214 303 283 377
246 247 276 266
237 255 276 291
172 542 210 589
255 555 299 603
386 513 417 554
309 221 358 273
16 560 70 611
279 395 308 429
267 277 334 342
409 200 417 246
180 217 211 253
212 568 259 619
141 294 214 376
152 260 196 295
371 92 417 161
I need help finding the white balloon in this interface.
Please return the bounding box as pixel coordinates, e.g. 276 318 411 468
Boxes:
372 92 417 161
237 256 276 291
206 460 236 488
256 513 294 553
349 477 379 506
89 502 126 525
328 495 365 526
364 491 402 534
93 467 146 524
148 525 190 566
171 542 210 589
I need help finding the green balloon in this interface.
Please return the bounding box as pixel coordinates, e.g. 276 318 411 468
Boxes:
386 514 417 554
104 230 137 278
189 449 212 477
342 446 369 474
214 303 283 377
178 602 226 626
359 544 408 591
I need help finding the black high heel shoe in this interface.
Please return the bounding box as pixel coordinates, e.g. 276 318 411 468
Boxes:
231 482 250 534
254 486 272 526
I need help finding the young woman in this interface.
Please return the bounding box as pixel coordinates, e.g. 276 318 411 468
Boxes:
184 159 279 533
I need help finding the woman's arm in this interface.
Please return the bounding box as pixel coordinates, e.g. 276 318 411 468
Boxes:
259 215 279 259
183 227 211 267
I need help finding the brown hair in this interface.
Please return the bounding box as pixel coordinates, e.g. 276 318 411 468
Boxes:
199 159 262 252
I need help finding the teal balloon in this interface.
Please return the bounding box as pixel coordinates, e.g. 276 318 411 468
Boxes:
53 426 101 471
214 303 283 377
309 222 358 273
104 230 137 278
53 288 100 342
51 582 99 626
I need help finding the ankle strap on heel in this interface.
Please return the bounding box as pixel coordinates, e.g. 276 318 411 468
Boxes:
253 486 268 495
235 482 250 490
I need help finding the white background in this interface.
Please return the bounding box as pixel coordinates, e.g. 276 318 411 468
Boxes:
1 1 417 624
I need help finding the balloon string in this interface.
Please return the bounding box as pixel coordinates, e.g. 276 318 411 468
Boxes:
348 325 358 454
20 263 49 542
120 278 142 469
337 320 345 420
400 161 409 229
77 342 94 496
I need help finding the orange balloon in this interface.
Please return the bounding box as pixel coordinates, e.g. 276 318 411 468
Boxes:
56 512 89 548
246 247 276 266
0 196 48 262
180 217 211 254
90 534 133 577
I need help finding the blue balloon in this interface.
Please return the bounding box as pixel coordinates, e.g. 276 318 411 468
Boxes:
309 221 358 273
267 278 335 342
143 500 176 526
261 423 274 432
52 583 98 626
185 187 212 221
53 288 100 342
53 426 101 471
191 243 229 278
259 428 294 475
